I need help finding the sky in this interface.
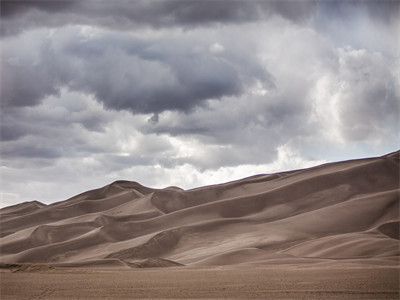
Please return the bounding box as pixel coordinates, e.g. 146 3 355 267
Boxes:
1 0 399 207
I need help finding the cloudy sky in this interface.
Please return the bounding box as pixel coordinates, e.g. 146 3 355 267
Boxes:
1 0 399 207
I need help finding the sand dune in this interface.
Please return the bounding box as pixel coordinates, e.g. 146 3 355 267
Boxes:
1 151 399 268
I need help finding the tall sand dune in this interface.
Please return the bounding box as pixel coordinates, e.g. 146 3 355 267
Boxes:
1 151 399 268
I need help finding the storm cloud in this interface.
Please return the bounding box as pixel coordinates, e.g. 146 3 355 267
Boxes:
1 0 317 35
2 24 272 114
0 0 399 206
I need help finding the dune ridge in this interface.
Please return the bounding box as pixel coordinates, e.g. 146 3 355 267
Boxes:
1 151 399 268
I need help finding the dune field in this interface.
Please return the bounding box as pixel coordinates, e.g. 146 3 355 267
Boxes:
1 151 399 299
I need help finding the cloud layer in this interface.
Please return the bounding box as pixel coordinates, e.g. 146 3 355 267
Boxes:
1 0 399 206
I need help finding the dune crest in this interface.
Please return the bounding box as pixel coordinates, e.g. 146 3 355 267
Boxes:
1 151 399 268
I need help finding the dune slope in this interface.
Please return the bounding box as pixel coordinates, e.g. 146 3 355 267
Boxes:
1 151 399 268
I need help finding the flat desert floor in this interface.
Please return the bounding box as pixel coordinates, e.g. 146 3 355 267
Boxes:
1 266 399 299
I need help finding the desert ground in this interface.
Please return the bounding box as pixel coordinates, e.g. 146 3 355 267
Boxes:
1 151 399 298
1 265 399 299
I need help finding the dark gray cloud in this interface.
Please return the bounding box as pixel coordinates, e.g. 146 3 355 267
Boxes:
1 141 61 159
1 0 317 36
0 91 117 167
1 59 60 108
0 121 28 142
2 26 272 114
1 0 75 17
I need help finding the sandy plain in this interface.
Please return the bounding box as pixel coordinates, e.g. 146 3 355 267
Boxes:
1 266 399 299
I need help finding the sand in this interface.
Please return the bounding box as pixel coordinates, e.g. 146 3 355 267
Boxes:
0 151 399 298
1 266 399 299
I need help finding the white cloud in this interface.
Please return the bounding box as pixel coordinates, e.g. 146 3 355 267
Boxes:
209 42 225 54
310 47 399 144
